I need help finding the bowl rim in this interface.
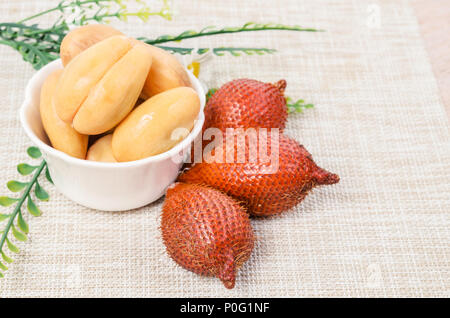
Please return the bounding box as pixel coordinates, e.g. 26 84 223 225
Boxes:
19 59 206 169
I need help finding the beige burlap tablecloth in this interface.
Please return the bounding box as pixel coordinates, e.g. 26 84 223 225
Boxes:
0 0 449 297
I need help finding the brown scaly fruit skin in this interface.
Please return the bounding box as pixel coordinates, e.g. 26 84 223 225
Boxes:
161 183 254 289
188 78 288 164
204 78 288 132
179 133 339 216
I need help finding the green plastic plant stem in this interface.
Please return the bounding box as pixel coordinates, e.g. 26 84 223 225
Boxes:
145 26 323 45
0 22 65 34
120 12 166 19
18 25 67 37
17 8 62 23
0 39 14 48
156 45 276 55
17 0 169 25
17 0 105 23
0 160 46 253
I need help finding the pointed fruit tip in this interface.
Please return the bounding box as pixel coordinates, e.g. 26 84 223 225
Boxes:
221 278 236 289
313 168 340 185
274 79 287 93
218 253 236 289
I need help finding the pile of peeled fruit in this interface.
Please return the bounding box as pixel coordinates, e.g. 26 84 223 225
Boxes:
40 25 200 162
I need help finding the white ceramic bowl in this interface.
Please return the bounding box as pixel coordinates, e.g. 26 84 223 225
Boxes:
20 59 205 211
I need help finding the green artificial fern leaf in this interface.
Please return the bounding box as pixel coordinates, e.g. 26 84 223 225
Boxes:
35 181 49 201
45 167 53 184
7 181 28 192
17 211 29 234
27 146 42 159
27 196 41 217
0 156 48 278
0 262 7 271
6 237 19 254
17 163 38 176
1 251 13 264
11 224 27 242
0 197 19 207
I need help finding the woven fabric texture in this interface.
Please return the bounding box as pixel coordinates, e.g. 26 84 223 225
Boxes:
0 0 449 297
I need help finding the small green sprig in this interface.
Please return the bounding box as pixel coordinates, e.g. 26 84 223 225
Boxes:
18 0 173 24
0 23 63 69
0 147 51 278
157 46 276 56
286 97 314 113
0 0 173 69
140 22 322 45
118 0 173 22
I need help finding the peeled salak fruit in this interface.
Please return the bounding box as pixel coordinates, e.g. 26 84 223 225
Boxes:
86 134 117 163
54 35 152 135
55 35 131 122
60 24 124 66
72 44 153 134
179 132 339 216
204 78 288 131
161 183 255 289
39 69 88 159
59 26 192 99
138 43 192 98
112 87 200 162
